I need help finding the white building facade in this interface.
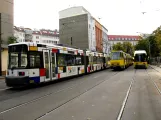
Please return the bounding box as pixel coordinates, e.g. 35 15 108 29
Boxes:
108 35 140 48
88 14 96 52
13 26 25 42
102 26 109 54
14 26 59 44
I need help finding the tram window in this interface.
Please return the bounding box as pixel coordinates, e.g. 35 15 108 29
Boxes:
86 56 89 65
81 56 84 65
29 52 43 68
21 54 27 67
75 56 81 65
93 56 97 64
97 57 100 64
57 54 66 66
97 57 102 64
75 56 82 65
89 55 93 64
66 55 75 66
111 52 120 60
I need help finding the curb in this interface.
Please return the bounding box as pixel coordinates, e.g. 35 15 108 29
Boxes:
0 77 5 80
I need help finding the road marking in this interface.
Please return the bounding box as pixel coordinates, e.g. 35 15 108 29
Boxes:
94 76 98 78
117 70 135 120
93 75 102 79
0 88 11 91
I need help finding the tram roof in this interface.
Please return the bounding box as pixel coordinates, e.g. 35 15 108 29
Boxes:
134 50 147 55
8 42 83 51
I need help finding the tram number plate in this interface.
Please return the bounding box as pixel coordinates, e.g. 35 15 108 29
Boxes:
30 80 34 83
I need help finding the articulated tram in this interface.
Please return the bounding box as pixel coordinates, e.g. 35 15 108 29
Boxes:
110 51 133 70
5 42 110 87
134 50 148 69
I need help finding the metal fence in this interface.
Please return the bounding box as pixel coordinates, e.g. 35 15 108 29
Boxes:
150 57 161 66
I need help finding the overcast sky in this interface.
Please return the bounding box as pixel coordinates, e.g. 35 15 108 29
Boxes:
14 0 161 35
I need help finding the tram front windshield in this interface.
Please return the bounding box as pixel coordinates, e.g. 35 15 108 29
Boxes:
8 45 28 69
111 52 122 60
134 53 147 62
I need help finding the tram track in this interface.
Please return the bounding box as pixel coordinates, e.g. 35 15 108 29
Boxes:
34 71 122 120
146 68 161 95
0 70 121 115
116 69 136 120
117 67 161 120
0 69 112 99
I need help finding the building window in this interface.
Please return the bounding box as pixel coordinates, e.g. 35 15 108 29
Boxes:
36 36 39 39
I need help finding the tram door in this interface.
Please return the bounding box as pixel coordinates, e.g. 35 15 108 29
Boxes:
50 52 56 80
43 50 51 82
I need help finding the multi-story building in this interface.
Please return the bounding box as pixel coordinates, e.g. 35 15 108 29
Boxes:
108 35 140 48
0 0 13 44
39 29 59 44
0 0 14 75
102 26 109 54
59 6 109 53
14 26 59 44
13 26 25 42
32 30 41 43
24 28 33 42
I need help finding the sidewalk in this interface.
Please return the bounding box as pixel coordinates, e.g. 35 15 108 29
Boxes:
0 76 5 80
150 65 161 73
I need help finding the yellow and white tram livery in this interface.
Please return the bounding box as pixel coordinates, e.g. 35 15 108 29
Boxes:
134 50 148 69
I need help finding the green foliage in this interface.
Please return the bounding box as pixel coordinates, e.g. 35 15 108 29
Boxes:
135 39 149 55
135 25 161 57
112 42 134 56
8 36 17 44
112 42 124 51
122 42 134 56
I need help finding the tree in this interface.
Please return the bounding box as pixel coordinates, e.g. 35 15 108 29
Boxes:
112 42 134 56
135 25 161 58
112 42 124 51
122 42 134 56
135 35 160 57
8 36 17 44
135 38 149 56
147 35 160 57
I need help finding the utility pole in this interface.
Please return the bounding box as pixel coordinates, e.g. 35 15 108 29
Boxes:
0 14 2 76
148 40 151 63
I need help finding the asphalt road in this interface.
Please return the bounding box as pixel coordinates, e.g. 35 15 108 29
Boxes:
0 66 161 120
